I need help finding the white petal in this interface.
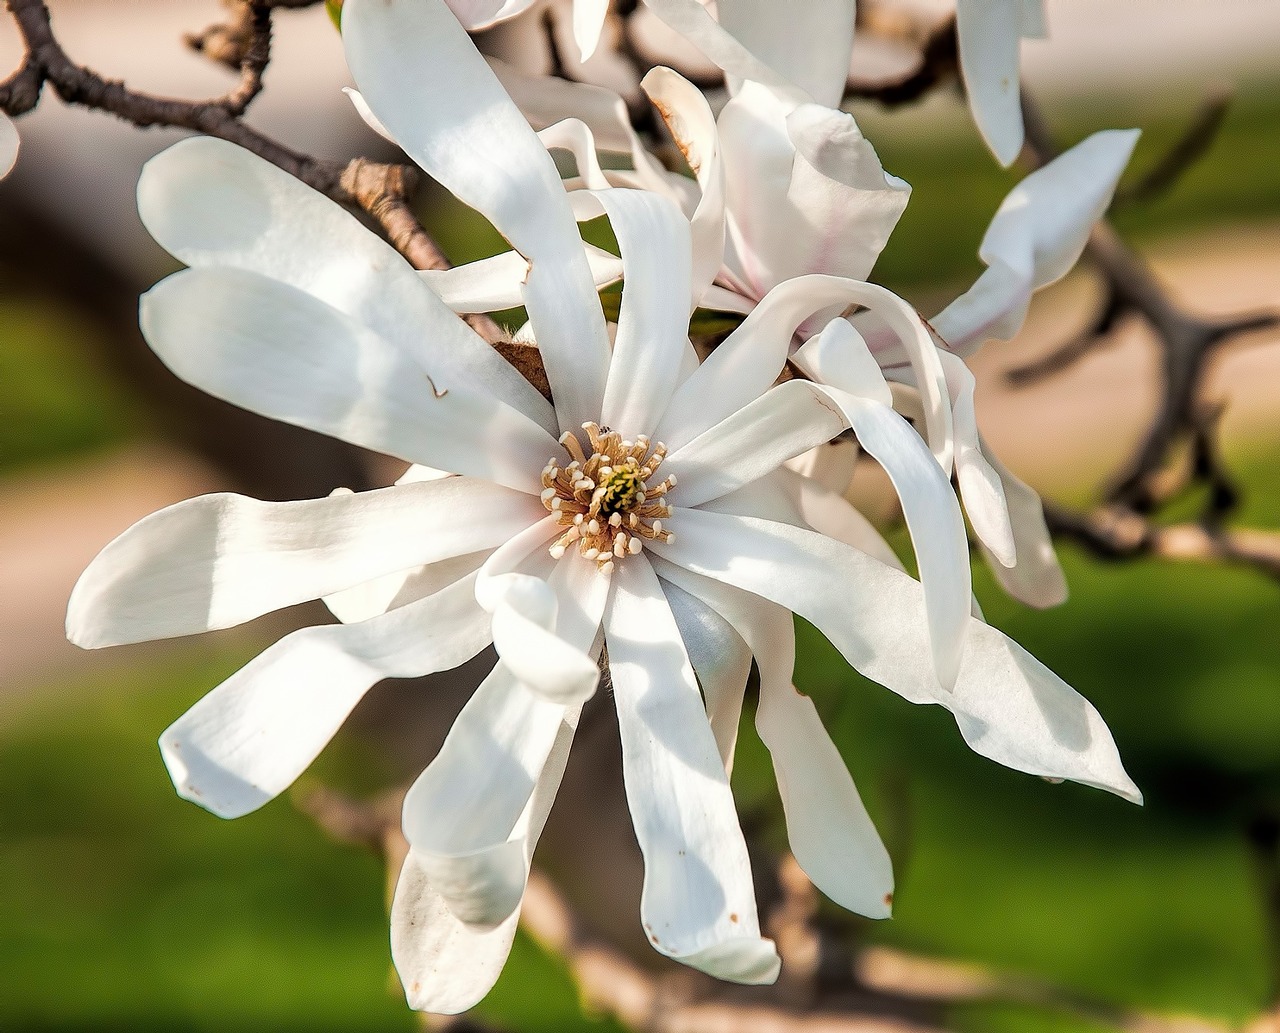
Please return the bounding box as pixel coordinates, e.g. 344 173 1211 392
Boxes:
404 558 604 931
795 322 972 686
572 0 610 60
639 0 806 103
138 137 552 430
0 113 18 179
68 479 542 647
758 656 895 918
659 275 950 474
161 572 490 819
956 0 1025 166
975 438 1068 609
546 0 642 100
776 466 904 572
140 267 559 493
343 86 397 144
937 351 1016 567
819 390 970 689
701 284 758 315
641 67 728 305
607 557 780 983
785 439 859 497
666 380 849 509
393 708 577 1013
420 244 623 314
794 317 892 407
343 0 612 433
486 560 610 706
324 550 490 625
661 577 752 770
651 510 1141 802
789 99 911 280
713 83 802 300
587 189 695 435
1021 0 1048 37
716 0 856 108
652 558 894 919
491 57 672 193
933 129 1139 353
447 0 538 30
475 518 602 705
540 117 616 190
405 666 564 930
713 84 908 299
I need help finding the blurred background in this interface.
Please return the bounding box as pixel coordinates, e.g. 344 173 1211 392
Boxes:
2 1 1280 1030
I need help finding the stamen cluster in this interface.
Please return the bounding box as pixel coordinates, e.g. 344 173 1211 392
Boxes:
541 422 677 572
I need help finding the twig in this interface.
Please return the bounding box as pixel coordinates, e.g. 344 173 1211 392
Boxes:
1 1 451 282
0 0 548 385
844 13 959 108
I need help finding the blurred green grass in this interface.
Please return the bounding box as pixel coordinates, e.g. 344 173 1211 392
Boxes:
0 299 146 474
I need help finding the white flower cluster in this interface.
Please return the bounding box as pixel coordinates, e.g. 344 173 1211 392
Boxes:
68 0 1141 1014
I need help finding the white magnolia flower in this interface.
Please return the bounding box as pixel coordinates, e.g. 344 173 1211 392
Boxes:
67 0 1137 1013
1 112 18 179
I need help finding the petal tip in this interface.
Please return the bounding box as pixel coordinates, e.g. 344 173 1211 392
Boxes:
158 730 267 820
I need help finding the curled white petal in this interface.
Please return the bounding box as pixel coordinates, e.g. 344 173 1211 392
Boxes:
160 572 490 819
607 557 780 983
68 479 542 647
933 129 1140 353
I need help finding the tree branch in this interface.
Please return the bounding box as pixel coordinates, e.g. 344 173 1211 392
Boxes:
1009 90 1280 580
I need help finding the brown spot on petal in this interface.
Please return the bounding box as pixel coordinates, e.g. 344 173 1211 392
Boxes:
729 913 739 924
884 893 893 908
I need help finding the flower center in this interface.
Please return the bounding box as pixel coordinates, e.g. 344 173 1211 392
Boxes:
541 422 676 573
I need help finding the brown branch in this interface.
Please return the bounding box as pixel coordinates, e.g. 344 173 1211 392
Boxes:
1007 90 1280 582
843 14 958 109
298 782 1233 1033
0 1 483 306
1043 500 1280 580
1004 282 1127 387
1 0 550 387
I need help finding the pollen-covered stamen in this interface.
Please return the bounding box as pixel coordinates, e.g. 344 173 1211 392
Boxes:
542 422 676 568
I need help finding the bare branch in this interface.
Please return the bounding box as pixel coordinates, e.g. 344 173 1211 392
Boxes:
1005 90 1280 581
1004 282 1127 387
0 1 498 323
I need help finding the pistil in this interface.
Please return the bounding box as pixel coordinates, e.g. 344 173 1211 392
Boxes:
541 422 676 572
